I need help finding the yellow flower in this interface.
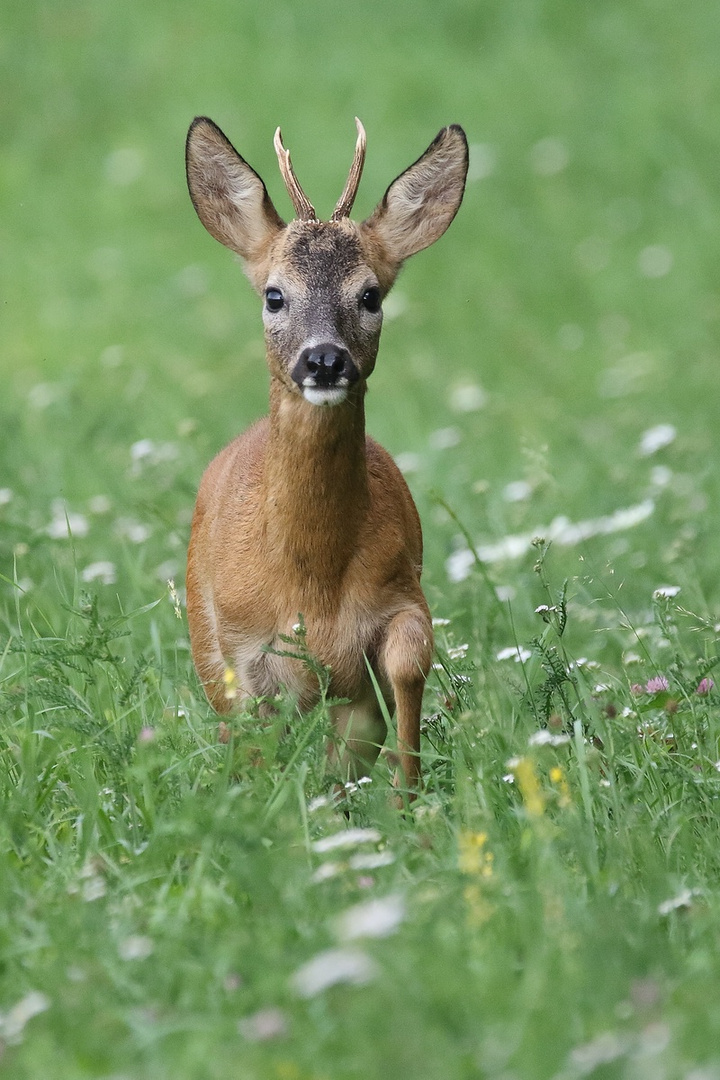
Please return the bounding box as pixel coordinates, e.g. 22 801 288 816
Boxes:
458 831 494 878
549 765 572 808
512 757 545 817
223 666 238 700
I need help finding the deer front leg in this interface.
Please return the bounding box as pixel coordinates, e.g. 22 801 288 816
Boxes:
380 607 433 801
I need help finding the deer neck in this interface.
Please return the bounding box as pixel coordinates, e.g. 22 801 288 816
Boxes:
263 378 370 586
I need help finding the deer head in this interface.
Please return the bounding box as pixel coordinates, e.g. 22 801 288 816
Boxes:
185 117 468 407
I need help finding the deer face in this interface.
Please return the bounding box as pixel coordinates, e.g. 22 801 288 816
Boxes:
261 220 383 405
185 116 468 406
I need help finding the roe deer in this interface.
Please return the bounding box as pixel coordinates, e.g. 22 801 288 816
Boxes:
185 116 468 800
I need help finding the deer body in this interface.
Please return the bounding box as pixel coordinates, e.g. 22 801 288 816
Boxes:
185 117 468 796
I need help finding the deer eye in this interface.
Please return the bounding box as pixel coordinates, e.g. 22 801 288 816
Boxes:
360 286 381 313
265 288 285 312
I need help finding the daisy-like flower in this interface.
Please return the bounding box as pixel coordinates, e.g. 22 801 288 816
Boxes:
291 948 377 997
118 935 153 961
312 828 382 854
496 646 532 663
81 561 117 585
334 894 406 941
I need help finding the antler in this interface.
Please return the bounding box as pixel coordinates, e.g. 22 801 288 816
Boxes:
331 118 367 221
274 127 316 221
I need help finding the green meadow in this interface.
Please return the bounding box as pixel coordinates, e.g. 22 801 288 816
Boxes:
2 1 720 1076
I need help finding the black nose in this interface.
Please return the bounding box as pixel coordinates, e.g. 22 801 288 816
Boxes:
292 345 359 389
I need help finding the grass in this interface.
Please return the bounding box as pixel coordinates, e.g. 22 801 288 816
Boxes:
2 0 720 1076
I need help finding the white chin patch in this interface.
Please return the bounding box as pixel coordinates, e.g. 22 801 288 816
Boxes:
303 386 348 407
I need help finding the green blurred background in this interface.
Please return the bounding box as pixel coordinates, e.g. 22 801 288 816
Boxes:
2 0 720 639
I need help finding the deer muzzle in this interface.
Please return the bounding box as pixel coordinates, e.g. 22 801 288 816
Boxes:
291 344 360 407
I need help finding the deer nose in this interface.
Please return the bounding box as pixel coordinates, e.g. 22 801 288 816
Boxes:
292 345 359 389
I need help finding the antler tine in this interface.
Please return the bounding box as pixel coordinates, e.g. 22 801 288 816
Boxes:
273 127 316 222
331 117 367 221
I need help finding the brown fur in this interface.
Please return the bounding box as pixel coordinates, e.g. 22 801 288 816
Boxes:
185 118 468 799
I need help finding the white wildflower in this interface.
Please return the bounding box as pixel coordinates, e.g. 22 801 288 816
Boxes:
335 894 406 942
449 382 486 412
155 560 179 582
657 888 695 916
502 480 532 503
394 451 421 475
432 617 451 627
653 585 680 599
343 776 373 795
81 561 117 585
639 1021 670 1055
307 795 332 813
381 292 406 320
496 646 532 663
311 862 343 883
475 533 534 563
28 383 63 409
528 730 571 748
115 518 151 543
81 876 107 902
650 465 672 489
447 644 469 660
639 424 676 456
0 991 50 1043
130 439 180 475
570 1031 629 1071
131 438 156 462
451 498 656 577
446 547 475 583
88 494 112 514
349 850 396 871
429 427 461 450
291 948 378 997
46 504 90 539
118 935 154 961
312 828 382 854
0 488 13 505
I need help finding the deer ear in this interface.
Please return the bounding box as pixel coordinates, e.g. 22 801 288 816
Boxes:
362 125 468 267
186 117 285 262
